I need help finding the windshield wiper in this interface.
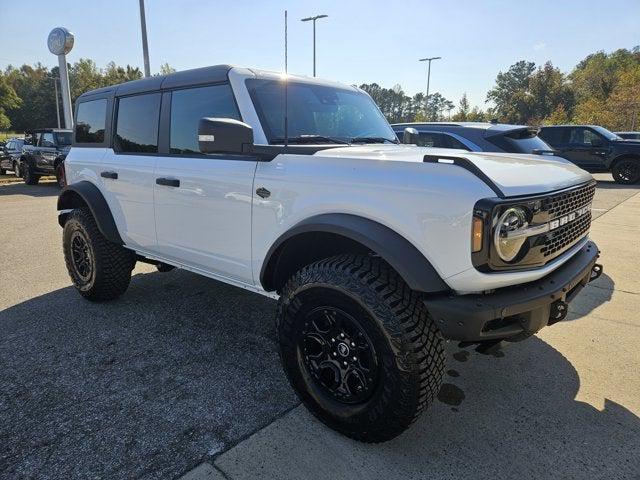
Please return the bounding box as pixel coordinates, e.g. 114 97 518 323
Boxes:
350 136 399 144
270 135 349 145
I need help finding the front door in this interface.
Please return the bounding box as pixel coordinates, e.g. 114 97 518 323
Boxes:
560 127 609 171
36 132 57 173
153 84 256 284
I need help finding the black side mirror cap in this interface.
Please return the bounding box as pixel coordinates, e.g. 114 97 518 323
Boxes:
198 117 254 155
403 127 419 145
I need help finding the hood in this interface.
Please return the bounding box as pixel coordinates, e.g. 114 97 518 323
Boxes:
319 145 593 197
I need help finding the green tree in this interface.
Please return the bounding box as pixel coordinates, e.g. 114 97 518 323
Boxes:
486 60 535 123
452 93 470 121
0 73 22 130
159 63 176 75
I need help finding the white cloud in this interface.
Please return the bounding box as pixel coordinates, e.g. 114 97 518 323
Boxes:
533 42 547 51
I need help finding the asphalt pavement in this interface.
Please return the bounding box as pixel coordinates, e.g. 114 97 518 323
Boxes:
0 173 639 480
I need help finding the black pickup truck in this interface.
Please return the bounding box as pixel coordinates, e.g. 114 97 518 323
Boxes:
538 125 640 184
20 129 72 186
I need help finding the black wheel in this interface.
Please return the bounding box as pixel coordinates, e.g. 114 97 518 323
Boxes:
611 158 640 184
13 161 20 178
277 254 444 443
55 162 66 188
23 164 40 185
63 209 135 301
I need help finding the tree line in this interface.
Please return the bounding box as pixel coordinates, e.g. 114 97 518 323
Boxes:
1 47 638 132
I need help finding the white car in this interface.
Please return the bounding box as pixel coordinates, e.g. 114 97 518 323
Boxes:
58 65 602 442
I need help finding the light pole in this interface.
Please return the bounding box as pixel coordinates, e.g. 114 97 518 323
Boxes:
47 28 74 129
301 14 328 76
419 56 441 120
139 0 151 77
52 77 61 129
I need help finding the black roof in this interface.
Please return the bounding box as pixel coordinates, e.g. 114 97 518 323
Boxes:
78 65 233 99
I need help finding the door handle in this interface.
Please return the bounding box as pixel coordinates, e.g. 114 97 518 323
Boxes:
101 171 118 179
156 177 180 187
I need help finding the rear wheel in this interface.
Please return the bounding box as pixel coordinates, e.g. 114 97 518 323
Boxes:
23 163 40 185
277 254 444 443
612 158 640 184
63 208 135 301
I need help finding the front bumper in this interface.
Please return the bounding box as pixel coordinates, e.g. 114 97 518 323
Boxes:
425 240 601 342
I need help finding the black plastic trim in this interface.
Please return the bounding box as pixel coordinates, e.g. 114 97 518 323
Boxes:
425 240 600 341
57 181 123 244
423 154 505 197
260 213 449 293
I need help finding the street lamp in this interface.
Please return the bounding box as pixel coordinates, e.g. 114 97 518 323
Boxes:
301 14 328 76
419 56 441 120
47 27 74 129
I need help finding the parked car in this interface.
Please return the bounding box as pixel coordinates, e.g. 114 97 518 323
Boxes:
615 131 640 141
392 122 555 154
0 138 26 177
58 65 602 443
20 128 72 186
538 125 640 184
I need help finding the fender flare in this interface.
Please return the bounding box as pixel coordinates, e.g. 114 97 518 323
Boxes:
260 213 449 293
57 181 123 244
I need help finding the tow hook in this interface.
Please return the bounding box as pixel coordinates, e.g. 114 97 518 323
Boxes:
548 300 569 325
589 263 603 282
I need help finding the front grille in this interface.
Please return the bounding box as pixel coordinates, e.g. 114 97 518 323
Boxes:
541 211 592 257
541 182 596 218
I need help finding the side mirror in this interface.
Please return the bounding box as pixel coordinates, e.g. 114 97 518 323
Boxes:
403 127 419 145
198 117 254 155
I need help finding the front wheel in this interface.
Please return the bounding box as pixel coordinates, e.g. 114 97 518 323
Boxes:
612 158 640 184
277 255 444 443
55 163 66 188
23 164 40 185
63 208 136 301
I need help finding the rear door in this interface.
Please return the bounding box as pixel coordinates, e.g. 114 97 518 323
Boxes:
153 83 256 284
100 92 160 250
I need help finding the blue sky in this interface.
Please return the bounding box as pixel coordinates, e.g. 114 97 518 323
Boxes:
1 0 638 110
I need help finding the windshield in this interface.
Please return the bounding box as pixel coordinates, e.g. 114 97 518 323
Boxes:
246 79 397 144
55 132 72 146
592 125 622 141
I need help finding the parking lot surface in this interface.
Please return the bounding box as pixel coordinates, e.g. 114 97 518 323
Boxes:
1 174 639 480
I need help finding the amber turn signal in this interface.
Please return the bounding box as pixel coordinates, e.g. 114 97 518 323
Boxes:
472 216 483 252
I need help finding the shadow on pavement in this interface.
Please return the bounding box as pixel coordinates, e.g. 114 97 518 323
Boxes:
0 181 59 197
0 269 297 480
594 178 640 190
216 336 640 480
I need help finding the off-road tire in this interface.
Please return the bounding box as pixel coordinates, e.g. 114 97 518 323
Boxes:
23 164 40 185
63 208 135 301
611 158 640 184
277 254 444 443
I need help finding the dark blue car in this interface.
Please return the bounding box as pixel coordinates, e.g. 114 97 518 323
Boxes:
392 122 554 154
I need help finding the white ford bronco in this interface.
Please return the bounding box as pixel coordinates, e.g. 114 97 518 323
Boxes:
58 65 603 442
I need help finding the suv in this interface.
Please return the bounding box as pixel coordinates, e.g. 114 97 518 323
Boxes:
20 128 72 186
392 122 555 154
57 66 602 443
538 125 640 184
0 138 26 177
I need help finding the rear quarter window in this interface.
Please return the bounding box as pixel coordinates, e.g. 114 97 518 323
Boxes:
76 99 107 143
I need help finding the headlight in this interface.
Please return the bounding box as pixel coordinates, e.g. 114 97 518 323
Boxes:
494 207 529 262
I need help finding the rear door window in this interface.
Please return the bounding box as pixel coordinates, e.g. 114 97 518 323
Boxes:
114 93 161 153
539 127 570 146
